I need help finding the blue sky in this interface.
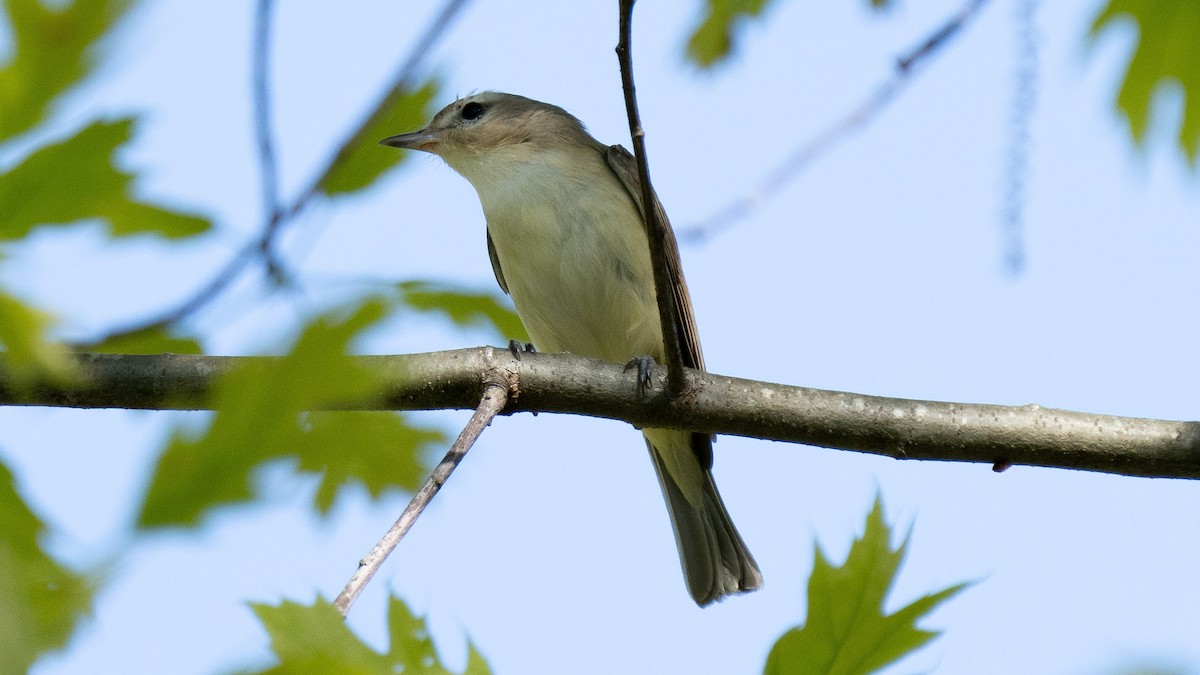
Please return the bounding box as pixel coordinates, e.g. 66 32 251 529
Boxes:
4 1 1200 673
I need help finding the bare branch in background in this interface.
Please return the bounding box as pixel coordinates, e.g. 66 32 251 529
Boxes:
285 0 470 215
252 0 288 283
1001 0 1040 274
82 0 472 347
334 381 510 616
681 0 992 244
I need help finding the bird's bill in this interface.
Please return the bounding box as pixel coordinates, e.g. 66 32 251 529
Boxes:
379 129 440 152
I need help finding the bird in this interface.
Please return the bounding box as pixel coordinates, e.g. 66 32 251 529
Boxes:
381 91 760 605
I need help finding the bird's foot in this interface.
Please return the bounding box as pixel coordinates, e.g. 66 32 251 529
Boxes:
508 340 536 359
624 355 656 395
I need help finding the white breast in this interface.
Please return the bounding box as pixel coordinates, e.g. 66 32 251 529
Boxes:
458 146 664 363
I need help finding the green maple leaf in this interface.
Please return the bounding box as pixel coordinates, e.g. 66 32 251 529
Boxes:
0 462 93 673
397 280 526 342
1091 1 1200 164
321 80 440 197
765 497 970 675
242 596 490 675
0 288 75 387
137 298 443 529
83 325 203 355
686 0 777 68
0 119 211 241
0 0 132 141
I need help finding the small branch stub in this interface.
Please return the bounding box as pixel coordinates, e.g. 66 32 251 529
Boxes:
333 382 509 616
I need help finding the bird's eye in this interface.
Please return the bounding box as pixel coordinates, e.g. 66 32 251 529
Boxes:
461 102 485 121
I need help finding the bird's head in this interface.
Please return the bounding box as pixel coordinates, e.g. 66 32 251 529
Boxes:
381 91 595 183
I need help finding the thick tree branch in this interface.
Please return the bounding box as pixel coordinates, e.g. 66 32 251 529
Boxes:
3 349 1199 479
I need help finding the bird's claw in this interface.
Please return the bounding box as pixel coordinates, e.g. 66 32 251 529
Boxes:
508 339 536 359
624 355 656 395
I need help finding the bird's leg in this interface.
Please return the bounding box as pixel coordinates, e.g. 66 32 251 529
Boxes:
624 355 656 395
508 339 536 359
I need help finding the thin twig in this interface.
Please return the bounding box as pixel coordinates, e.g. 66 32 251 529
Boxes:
681 0 992 244
73 247 259 347
83 0 473 347
252 0 287 281
615 0 686 393
333 382 509 617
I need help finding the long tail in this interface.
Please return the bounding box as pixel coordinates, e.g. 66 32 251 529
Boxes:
644 429 762 606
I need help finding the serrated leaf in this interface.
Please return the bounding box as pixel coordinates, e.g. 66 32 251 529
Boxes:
83 325 203 355
397 280 527 342
385 595 448 673
0 461 93 673
765 497 969 675
321 79 440 196
137 299 444 529
461 644 492 675
0 118 211 240
243 596 490 675
0 0 132 140
1091 1 1200 164
686 0 777 68
299 411 442 514
0 287 76 385
246 598 389 675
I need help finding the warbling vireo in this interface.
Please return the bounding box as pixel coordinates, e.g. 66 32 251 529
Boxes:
381 92 761 605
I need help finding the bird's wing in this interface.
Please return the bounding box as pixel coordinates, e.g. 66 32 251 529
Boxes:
604 144 705 372
486 228 509 295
